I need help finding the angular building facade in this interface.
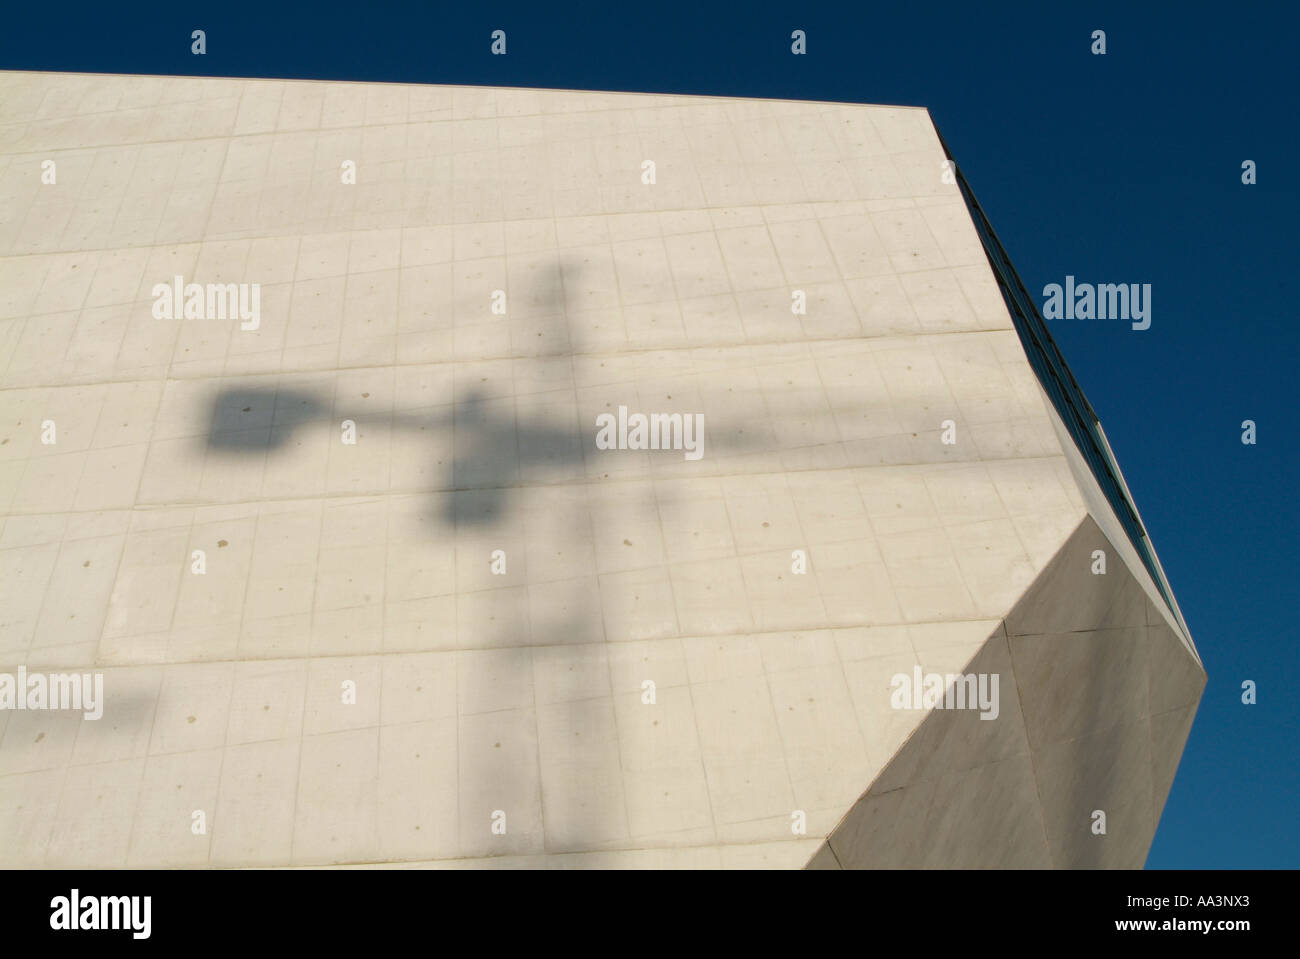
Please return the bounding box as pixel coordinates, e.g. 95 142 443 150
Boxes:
0 72 1204 868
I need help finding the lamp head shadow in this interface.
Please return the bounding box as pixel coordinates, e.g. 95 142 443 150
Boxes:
205 387 327 452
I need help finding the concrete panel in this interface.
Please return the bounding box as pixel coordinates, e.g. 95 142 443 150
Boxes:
0 71 1204 868
821 515 1206 869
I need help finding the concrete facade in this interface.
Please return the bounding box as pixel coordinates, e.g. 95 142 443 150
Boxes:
0 72 1203 868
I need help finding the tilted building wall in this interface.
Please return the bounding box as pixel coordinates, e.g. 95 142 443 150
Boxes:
0 72 1203 867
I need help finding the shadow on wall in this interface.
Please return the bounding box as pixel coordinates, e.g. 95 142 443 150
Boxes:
197 248 988 861
201 254 771 525
194 256 760 860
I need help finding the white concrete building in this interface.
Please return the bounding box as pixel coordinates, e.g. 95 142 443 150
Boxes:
0 72 1205 868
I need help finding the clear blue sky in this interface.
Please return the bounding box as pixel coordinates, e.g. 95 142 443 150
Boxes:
4 0 1296 868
